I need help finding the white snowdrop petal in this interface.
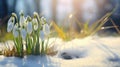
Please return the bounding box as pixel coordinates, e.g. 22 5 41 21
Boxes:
7 17 15 32
21 28 27 40
43 24 50 35
7 22 13 32
19 16 25 26
40 30 45 41
27 22 32 34
13 28 19 37
13 23 19 37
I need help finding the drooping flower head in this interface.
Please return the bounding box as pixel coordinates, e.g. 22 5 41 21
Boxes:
26 16 33 34
33 12 41 25
19 11 25 27
41 17 46 25
32 17 38 31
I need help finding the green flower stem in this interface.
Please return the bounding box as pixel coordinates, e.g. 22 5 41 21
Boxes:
26 34 30 54
35 30 40 55
26 33 34 55
41 41 44 55
20 34 23 57
13 37 19 54
31 31 37 54
14 30 23 57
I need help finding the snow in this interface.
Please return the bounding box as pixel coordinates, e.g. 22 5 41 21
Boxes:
0 36 120 67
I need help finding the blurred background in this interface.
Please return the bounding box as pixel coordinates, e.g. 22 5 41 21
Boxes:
0 0 120 41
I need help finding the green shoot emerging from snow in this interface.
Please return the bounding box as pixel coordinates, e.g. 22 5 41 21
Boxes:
4 11 51 57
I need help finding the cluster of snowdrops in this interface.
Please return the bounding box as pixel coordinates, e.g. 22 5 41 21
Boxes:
5 11 50 57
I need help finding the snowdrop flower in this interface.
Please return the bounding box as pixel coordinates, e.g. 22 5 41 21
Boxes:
21 27 27 40
7 17 15 32
43 23 50 35
26 16 32 34
13 23 19 37
40 30 45 41
41 17 46 24
19 11 25 27
32 18 38 30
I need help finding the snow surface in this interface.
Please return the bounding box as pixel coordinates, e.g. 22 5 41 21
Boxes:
0 36 120 67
